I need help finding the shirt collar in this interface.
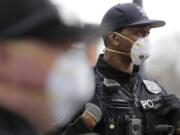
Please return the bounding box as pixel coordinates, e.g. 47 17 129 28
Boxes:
95 54 140 81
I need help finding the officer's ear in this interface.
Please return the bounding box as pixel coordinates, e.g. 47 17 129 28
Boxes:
108 32 120 46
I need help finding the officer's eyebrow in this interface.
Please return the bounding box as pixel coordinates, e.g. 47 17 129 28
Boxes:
133 27 150 37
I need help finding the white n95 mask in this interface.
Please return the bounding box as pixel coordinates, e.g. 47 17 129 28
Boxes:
45 44 95 128
131 36 151 65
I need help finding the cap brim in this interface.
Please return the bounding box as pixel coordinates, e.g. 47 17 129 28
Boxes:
129 19 165 28
1 8 104 42
54 23 104 42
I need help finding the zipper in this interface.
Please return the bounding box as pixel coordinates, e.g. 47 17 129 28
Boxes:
132 75 140 107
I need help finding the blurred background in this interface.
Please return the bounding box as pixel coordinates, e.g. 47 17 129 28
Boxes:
52 0 180 97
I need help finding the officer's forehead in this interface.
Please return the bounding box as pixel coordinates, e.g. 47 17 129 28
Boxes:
120 26 151 32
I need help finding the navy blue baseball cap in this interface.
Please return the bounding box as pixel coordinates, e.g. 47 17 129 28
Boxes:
101 3 165 32
0 0 104 42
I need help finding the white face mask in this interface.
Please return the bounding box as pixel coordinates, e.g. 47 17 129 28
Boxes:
104 32 151 65
131 36 150 65
45 44 95 128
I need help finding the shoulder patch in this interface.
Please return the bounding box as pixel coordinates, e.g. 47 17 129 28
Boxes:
143 80 161 94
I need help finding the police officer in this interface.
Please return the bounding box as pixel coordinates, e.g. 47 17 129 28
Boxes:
91 3 180 135
0 0 103 134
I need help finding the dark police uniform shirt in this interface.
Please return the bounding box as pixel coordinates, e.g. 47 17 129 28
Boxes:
0 107 38 135
92 54 170 135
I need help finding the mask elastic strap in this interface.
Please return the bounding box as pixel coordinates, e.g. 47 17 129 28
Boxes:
113 32 135 44
113 32 144 47
103 48 130 56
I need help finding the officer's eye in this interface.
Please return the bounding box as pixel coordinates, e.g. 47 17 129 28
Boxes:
137 31 150 37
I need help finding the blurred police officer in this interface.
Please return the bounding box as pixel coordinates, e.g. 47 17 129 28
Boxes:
0 0 103 134
89 3 180 135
